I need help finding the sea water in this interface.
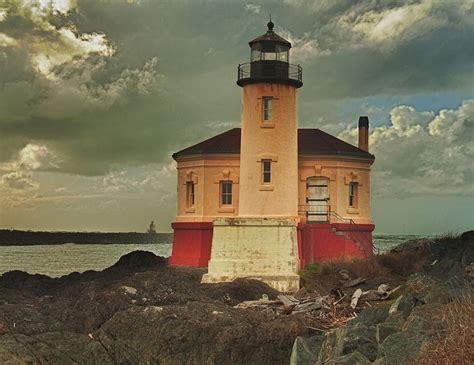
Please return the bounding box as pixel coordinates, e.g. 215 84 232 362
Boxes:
0 235 427 277
0 243 172 277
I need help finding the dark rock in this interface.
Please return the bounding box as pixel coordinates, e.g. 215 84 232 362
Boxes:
109 250 167 269
375 322 399 345
424 232 474 281
290 335 325 365
390 238 431 254
377 315 433 365
317 325 378 363
328 351 372 365
348 306 389 327
0 251 312 365
460 230 474 242
201 278 281 304
388 294 423 319
423 283 466 304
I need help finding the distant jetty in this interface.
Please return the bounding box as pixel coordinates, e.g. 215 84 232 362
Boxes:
0 229 172 246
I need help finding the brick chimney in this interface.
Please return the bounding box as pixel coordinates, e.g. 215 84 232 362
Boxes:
358 116 369 152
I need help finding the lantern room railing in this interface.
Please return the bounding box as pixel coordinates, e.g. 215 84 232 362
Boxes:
237 61 303 88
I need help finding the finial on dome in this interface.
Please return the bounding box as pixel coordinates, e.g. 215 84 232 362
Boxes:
267 14 274 31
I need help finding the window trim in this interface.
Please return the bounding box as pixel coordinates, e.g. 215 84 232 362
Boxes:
186 181 195 208
262 160 272 184
220 180 233 206
262 96 273 121
348 182 358 208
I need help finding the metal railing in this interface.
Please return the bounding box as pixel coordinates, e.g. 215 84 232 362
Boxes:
237 61 302 85
298 204 330 222
298 205 379 256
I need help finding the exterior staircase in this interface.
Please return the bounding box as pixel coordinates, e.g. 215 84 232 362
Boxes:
297 208 377 266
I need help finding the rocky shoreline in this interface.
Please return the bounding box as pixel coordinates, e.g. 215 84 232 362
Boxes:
0 232 472 364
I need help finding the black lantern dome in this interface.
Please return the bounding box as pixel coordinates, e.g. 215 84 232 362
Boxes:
237 21 303 88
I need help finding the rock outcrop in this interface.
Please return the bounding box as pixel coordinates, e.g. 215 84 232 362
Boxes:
0 251 308 364
290 231 474 365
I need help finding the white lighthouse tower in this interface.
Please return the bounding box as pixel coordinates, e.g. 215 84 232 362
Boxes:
202 21 303 292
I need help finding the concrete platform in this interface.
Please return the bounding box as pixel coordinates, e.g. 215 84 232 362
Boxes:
201 217 300 292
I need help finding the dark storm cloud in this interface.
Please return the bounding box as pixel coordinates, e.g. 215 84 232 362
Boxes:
0 0 473 176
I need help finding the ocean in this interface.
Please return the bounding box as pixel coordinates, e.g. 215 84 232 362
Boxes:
0 234 427 277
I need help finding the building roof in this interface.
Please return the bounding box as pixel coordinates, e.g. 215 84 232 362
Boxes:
172 128 375 161
249 21 292 48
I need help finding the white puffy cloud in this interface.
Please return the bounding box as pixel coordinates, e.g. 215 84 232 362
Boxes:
0 143 59 191
337 1 442 48
17 143 60 170
337 100 474 197
1 171 38 190
33 56 162 119
0 33 18 47
283 0 473 53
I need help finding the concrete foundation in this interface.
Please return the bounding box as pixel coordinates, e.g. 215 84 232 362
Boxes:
201 217 300 292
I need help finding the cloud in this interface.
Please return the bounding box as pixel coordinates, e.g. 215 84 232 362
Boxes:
337 100 474 198
1 170 38 190
0 143 59 191
245 4 261 14
0 0 473 232
17 143 60 170
277 29 331 63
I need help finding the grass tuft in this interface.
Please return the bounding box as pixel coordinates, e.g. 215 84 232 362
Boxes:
417 289 474 364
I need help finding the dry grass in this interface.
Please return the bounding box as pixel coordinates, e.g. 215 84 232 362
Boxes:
417 289 474 364
301 248 427 294
321 249 426 279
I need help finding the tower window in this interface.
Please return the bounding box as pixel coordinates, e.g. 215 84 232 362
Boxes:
262 97 273 121
186 181 195 207
349 182 358 208
262 160 271 184
220 181 233 206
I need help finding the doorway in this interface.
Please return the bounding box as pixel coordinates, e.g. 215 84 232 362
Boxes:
306 177 329 222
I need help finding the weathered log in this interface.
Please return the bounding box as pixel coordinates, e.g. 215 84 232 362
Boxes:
350 289 363 309
233 299 280 309
343 277 366 288
277 294 299 306
377 284 389 294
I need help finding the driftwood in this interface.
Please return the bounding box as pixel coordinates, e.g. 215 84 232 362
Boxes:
343 277 366 288
350 289 363 309
233 282 403 330
277 294 299 306
363 284 402 301
338 270 366 288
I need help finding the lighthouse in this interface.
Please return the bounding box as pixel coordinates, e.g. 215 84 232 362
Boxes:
201 21 303 292
169 21 376 292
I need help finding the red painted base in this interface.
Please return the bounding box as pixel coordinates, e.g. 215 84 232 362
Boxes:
168 222 213 267
169 221 374 268
298 223 375 267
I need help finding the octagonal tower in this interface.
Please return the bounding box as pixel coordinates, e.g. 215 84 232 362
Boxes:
202 21 303 292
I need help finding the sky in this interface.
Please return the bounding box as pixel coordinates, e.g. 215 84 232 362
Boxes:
0 0 473 235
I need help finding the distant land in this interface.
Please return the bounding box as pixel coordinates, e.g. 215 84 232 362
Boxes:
0 229 173 246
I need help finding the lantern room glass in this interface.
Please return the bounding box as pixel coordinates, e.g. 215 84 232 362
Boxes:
250 43 289 63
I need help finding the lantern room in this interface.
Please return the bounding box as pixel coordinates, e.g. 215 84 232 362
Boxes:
237 21 303 88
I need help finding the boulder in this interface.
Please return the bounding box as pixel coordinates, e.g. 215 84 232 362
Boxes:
375 322 398 345
290 335 325 365
109 250 167 269
377 315 433 365
349 307 389 327
317 324 378 363
328 351 372 365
